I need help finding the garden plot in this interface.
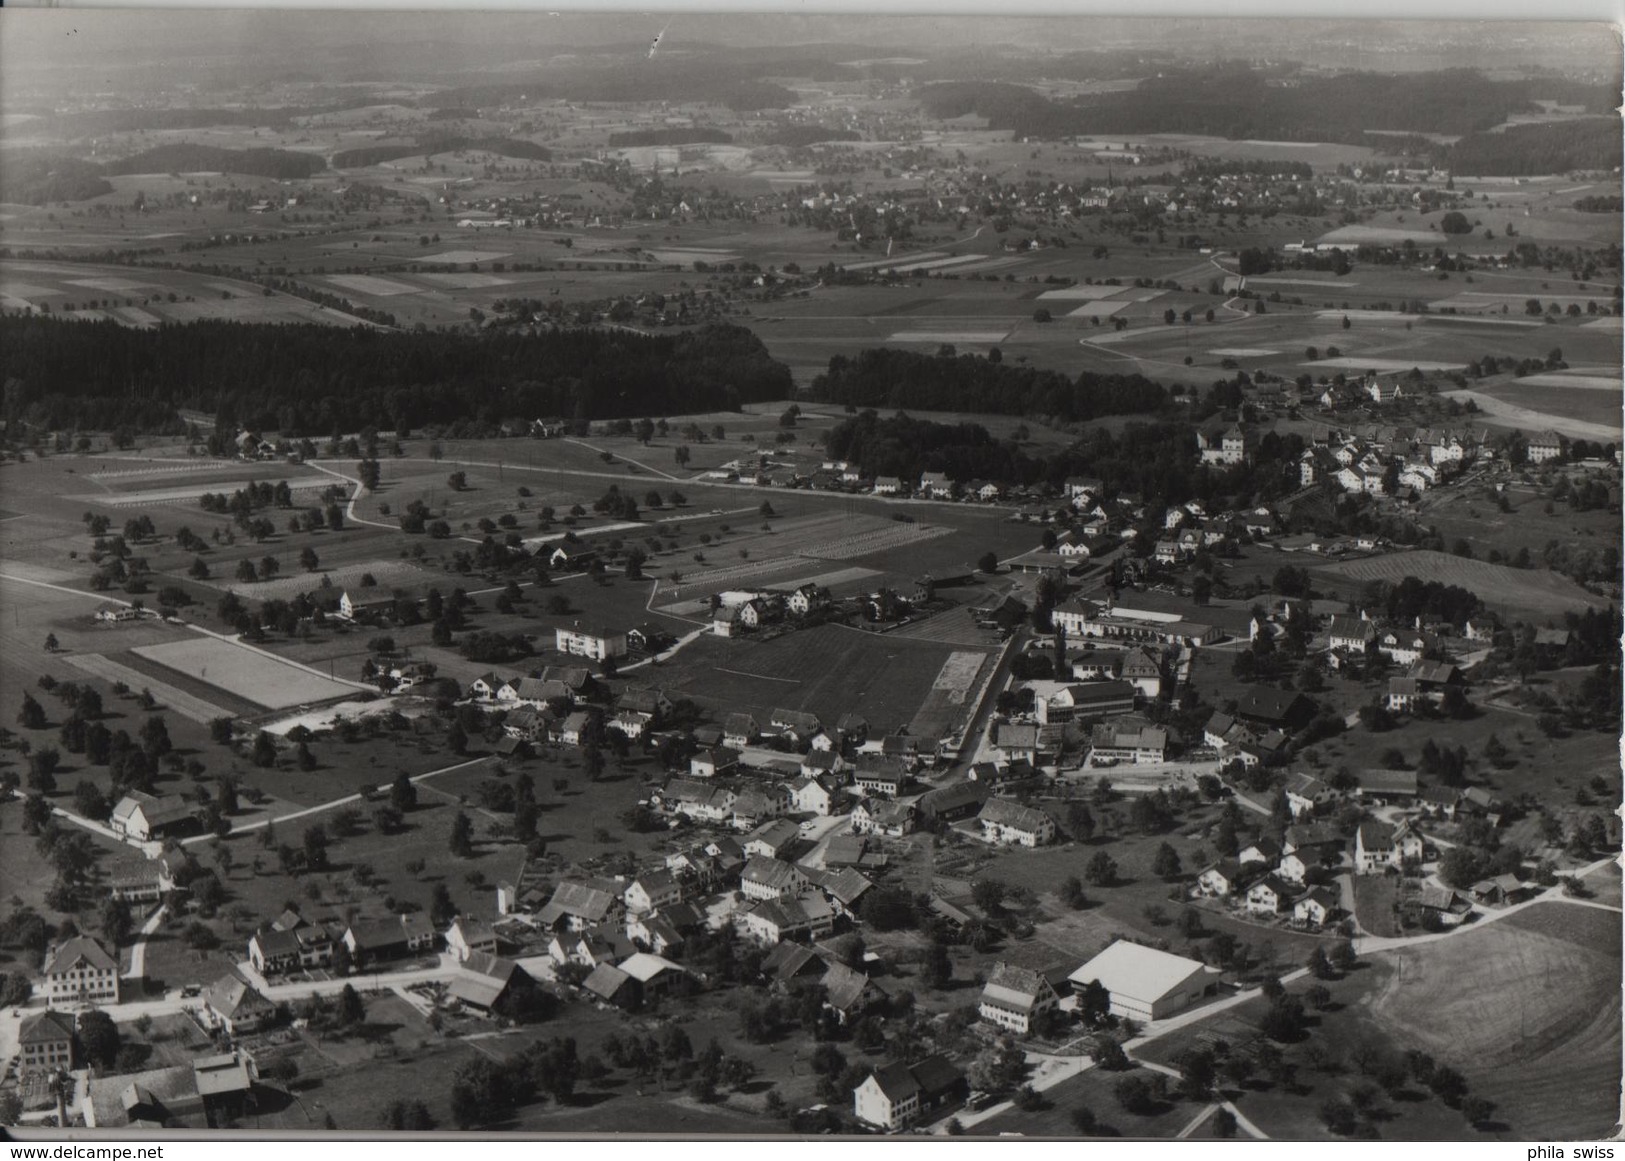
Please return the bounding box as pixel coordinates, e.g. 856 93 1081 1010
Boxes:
132 637 361 710
327 274 420 297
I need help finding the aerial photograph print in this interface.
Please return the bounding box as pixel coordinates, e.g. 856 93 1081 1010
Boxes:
0 6 1620 1142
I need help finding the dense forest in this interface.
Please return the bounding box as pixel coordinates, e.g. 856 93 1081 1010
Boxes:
330 136 552 168
824 409 1309 513
0 153 114 206
1447 119 1623 177
605 128 734 148
0 317 791 435
806 348 1167 423
759 125 863 147
918 68 1615 145
101 144 328 180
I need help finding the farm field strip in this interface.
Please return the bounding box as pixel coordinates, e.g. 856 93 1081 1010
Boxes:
888 329 1010 343
1422 314 1545 328
797 521 952 561
59 651 232 725
839 250 948 271
213 558 436 601
132 637 362 709
1305 357 1468 372
1209 347 1281 356
1440 390 1622 440
1037 284 1125 301
63 478 330 507
1066 301 1133 319
1246 276 1361 287
1513 372 1621 390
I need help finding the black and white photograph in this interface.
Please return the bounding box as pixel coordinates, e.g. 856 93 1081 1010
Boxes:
0 6 1620 1142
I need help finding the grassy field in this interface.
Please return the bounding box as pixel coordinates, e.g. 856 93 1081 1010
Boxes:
972 1062 1201 1138
1311 549 1606 617
1366 902 1622 1139
648 624 989 736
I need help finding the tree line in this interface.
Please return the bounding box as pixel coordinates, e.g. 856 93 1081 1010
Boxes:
917 68 1614 145
0 316 792 435
806 347 1167 423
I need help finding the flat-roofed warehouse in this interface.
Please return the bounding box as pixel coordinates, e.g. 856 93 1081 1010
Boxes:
1068 940 1217 1022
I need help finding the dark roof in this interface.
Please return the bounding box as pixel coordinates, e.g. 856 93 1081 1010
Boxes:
867 1061 922 1103
18 1009 76 1045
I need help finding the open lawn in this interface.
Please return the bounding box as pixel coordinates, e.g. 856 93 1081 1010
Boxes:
653 625 989 737
1367 902 1621 1139
1311 550 1606 617
971 1062 1198 1138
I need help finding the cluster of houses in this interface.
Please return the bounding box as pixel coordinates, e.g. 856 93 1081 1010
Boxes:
1299 420 1486 496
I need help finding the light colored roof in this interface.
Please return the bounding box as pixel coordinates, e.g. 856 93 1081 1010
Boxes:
618 952 682 983
1067 940 1210 1005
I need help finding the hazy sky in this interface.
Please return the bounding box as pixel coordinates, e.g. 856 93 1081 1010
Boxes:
1 9 1618 93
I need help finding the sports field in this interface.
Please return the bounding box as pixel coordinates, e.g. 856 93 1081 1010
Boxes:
132 636 361 709
1368 903 1621 1139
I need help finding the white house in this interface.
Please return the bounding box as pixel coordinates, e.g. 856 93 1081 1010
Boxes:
976 798 1055 847
41 937 120 1007
555 624 628 661
978 962 1059 1035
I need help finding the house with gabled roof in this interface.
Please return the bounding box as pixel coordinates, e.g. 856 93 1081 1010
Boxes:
732 784 793 830
536 879 625 931
17 1009 76 1075
110 792 199 842
723 713 762 749
1293 886 1340 927
1245 875 1293 915
42 936 119 1006
821 961 883 1025
1285 771 1335 818
851 798 916 838
978 962 1060 1035
449 951 533 1015
1354 821 1397 874
770 708 824 744
444 915 499 963
744 819 801 861
690 747 741 779
977 798 1055 847
736 894 836 945
740 856 808 903
853 1055 968 1131
199 972 276 1037
1196 858 1244 898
